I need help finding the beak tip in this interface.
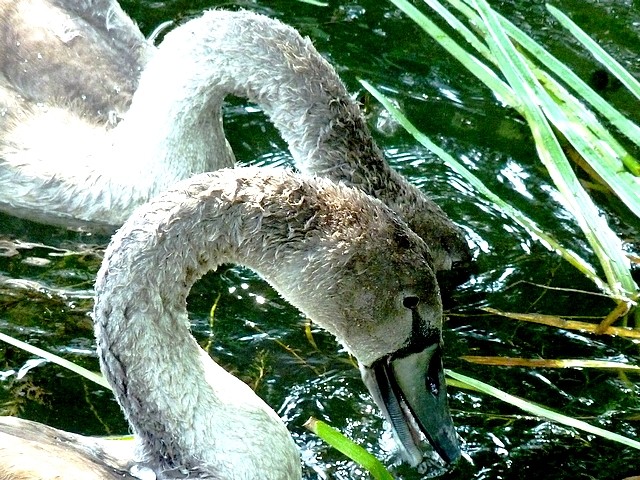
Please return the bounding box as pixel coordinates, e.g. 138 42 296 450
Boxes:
423 419 460 465
400 429 460 468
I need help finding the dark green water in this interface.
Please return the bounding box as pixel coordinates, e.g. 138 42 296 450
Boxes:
1 1 639 478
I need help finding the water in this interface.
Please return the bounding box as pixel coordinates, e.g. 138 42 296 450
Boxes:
1 0 639 478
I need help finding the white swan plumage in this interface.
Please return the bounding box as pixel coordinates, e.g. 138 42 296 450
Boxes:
0 167 459 478
0 0 470 274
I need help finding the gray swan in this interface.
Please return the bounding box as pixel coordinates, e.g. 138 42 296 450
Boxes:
0 0 470 275
0 167 459 478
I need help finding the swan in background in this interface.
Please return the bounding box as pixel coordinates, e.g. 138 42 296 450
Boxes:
0 1 470 275
0 167 459 478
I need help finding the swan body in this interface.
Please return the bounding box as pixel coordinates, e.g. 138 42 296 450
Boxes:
0 167 459 478
0 1 470 273
0 416 136 479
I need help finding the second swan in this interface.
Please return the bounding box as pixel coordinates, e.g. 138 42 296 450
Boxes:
0 1 470 275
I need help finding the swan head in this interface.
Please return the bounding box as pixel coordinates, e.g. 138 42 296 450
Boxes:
340 220 460 466
398 201 475 290
259 183 461 466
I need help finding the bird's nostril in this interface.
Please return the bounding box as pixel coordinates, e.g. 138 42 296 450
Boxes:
402 296 420 309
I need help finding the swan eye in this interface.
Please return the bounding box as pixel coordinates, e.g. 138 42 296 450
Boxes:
402 296 420 309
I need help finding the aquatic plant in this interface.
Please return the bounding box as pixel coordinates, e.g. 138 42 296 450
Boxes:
359 0 640 465
364 0 639 323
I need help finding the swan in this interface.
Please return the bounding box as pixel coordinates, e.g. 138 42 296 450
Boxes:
0 167 459 478
0 1 470 274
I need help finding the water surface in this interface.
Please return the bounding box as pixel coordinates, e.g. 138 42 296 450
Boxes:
0 1 639 478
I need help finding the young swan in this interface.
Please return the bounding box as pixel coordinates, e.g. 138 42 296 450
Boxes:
0 167 459 479
0 1 470 274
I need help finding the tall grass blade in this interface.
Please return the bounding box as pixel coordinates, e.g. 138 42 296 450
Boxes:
469 0 636 298
447 369 640 450
498 9 640 155
437 0 640 212
436 0 640 217
461 356 640 371
531 66 640 218
359 79 609 292
440 0 640 156
304 417 394 480
547 4 640 102
0 331 111 390
387 0 515 105
482 307 640 339
422 0 492 61
384 0 638 300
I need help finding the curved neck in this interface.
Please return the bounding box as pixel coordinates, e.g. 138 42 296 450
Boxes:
93 168 375 478
2 9 421 231
119 10 398 196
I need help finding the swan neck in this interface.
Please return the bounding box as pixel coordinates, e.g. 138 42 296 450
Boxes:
92 170 307 477
125 11 396 187
116 9 409 218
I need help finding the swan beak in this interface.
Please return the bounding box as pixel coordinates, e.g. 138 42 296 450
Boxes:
360 343 460 466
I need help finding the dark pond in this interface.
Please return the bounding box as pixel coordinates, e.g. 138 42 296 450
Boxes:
1 0 639 479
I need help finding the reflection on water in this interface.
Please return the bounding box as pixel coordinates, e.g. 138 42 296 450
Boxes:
1 1 639 479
